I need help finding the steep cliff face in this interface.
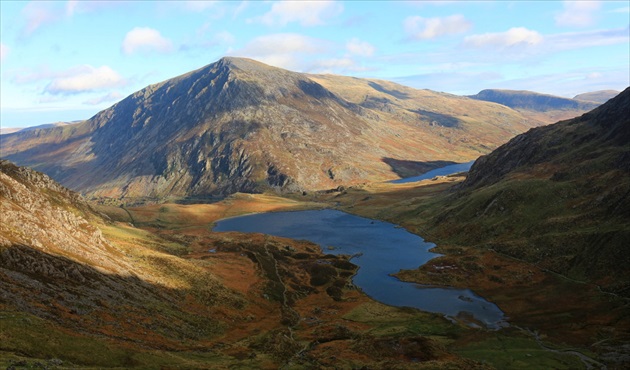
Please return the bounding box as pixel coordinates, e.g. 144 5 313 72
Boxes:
2 57 540 199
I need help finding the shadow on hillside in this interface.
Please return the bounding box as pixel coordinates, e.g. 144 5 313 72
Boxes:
382 158 456 179
0 244 234 352
368 81 410 100
410 109 461 128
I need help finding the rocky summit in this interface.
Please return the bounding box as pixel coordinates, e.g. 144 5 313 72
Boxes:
1 57 541 200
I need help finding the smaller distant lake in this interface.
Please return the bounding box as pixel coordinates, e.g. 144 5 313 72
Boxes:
214 209 506 329
390 160 475 184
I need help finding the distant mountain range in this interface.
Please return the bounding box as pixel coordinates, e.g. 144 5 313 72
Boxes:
574 90 620 104
469 89 600 111
2 57 549 200
0 121 75 135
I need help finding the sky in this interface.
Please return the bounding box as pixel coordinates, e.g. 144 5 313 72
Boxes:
1 1 629 128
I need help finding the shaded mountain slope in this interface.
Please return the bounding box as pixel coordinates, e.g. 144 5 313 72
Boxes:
1 57 539 200
410 87 630 295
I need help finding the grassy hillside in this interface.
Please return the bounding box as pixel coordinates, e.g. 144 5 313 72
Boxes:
406 87 630 295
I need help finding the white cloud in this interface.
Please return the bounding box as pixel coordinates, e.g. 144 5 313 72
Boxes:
235 33 330 70
0 43 8 61
404 14 471 40
310 57 371 74
239 33 327 55
464 27 543 48
252 1 343 27
346 38 375 57
122 27 174 55
555 1 601 28
586 72 603 80
44 65 126 95
84 91 124 105
234 33 373 74
20 2 62 38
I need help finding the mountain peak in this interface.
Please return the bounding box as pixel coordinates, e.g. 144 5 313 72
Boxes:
217 56 272 69
2 57 542 199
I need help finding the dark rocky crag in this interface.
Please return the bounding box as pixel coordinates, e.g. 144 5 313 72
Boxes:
1 57 539 200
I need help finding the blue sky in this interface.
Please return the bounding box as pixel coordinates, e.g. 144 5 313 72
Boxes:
1 1 628 128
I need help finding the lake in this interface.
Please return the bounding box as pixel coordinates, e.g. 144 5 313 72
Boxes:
390 160 475 184
214 209 506 329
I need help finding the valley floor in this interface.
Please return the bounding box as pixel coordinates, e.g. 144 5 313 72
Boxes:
2 176 628 369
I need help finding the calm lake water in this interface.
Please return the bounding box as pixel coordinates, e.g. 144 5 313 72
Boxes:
390 160 475 184
214 209 506 329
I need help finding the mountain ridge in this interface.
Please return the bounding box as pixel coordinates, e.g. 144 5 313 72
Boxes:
2 57 542 200
574 89 620 104
468 88 600 112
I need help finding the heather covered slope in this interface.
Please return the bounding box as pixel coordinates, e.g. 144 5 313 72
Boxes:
1 57 539 200
408 87 630 295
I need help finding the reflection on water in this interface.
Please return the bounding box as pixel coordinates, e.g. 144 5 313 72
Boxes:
214 209 506 329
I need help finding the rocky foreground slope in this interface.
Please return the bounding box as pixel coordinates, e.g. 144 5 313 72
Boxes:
1 57 540 200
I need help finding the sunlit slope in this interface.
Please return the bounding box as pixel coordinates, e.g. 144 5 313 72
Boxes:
2 57 541 199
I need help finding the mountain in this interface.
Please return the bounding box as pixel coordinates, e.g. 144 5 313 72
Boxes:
0 121 75 135
417 87 630 295
469 89 602 124
1 57 539 200
574 90 620 104
469 89 600 111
